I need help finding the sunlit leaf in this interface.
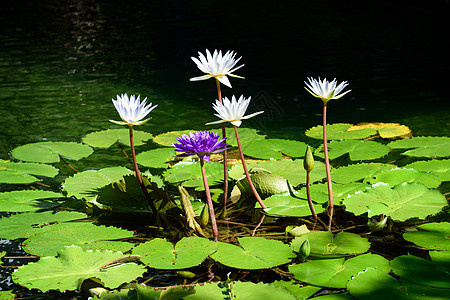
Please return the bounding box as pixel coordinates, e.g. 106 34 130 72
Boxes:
0 291 15 300
331 163 395 184
0 190 64 212
315 140 390 161
400 279 450 300
162 161 223 187
22 222 134 256
367 168 441 188
305 123 374 140
210 237 295 269
132 237 217 269
388 136 450 158
259 191 326 217
183 282 225 300
12 245 146 292
271 281 321 300
82 128 153 148
135 283 195 299
242 139 308 159
343 183 447 221
0 211 87 240
405 159 450 182
289 253 390 288
348 122 411 139
347 268 406 299
153 130 196 147
136 147 175 169
11 141 93 163
0 160 59 184
222 127 267 147
403 222 450 250
239 173 292 200
231 281 297 300
306 182 370 204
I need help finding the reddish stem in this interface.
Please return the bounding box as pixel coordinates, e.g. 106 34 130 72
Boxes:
306 171 318 219
322 102 334 231
234 125 267 209
215 79 229 208
129 125 158 215
200 159 219 241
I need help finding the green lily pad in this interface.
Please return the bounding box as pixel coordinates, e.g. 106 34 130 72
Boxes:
0 190 64 212
136 147 175 169
305 182 370 204
162 161 223 187
403 222 450 250
271 281 321 300
222 127 267 147
291 231 370 257
0 160 59 184
11 142 93 163
62 166 133 201
0 211 87 239
391 254 450 288
400 279 450 300
132 237 217 269
367 168 441 188
12 245 146 292
238 173 292 200
22 222 134 256
405 159 450 182
331 163 395 184
183 282 226 300
0 291 16 300
153 130 196 147
388 136 450 158
343 183 447 221
229 159 326 186
134 284 195 299
305 123 374 140
82 128 153 148
346 268 406 299
231 281 297 300
242 139 309 159
315 140 390 161
289 253 390 288
210 237 295 269
259 191 326 217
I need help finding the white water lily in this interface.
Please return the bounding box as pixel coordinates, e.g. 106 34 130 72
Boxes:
304 77 351 102
205 95 264 127
190 49 244 88
110 93 158 126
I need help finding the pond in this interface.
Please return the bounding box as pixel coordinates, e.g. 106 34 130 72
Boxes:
0 0 449 299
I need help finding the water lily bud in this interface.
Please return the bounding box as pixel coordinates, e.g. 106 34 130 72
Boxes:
368 215 388 232
199 204 209 227
298 239 310 259
177 270 196 278
303 146 314 172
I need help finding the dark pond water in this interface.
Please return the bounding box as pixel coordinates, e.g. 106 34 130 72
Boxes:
0 0 449 295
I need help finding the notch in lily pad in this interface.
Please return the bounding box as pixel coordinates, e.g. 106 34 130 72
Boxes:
82 128 153 148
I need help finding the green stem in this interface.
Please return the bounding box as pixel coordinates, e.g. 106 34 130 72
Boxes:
215 79 229 209
322 101 334 231
200 159 219 241
129 125 158 215
233 125 267 209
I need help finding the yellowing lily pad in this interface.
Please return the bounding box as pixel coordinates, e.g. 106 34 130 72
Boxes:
305 123 375 140
348 122 411 139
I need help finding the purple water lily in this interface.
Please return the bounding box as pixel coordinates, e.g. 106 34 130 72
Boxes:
172 130 228 162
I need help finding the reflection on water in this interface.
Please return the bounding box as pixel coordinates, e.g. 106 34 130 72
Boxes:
0 0 448 161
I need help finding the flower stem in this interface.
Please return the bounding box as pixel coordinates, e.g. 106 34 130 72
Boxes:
129 125 158 215
322 101 334 231
200 159 219 241
233 125 267 209
215 79 229 209
306 170 318 219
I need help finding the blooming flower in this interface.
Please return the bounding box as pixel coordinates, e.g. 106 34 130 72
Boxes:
172 130 229 162
205 95 264 127
110 93 158 126
190 49 244 88
304 77 351 102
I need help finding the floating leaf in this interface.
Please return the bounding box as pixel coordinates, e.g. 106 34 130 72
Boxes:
405 159 450 182
12 245 146 292
183 282 226 300
62 166 133 201
132 237 217 269
210 237 295 269
82 128 153 148
231 281 297 300
271 281 321 300
136 147 175 169
400 279 450 300
229 159 326 186
11 142 93 163
134 283 195 299
259 192 325 217
331 163 395 184
153 130 196 147
242 139 308 159
367 168 441 188
391 254 450 288
289 253 390 288
22 222 134 256
0 190 64 212
346 268 406 299
348 122 411 139
343 183 447 221
291 231 370 258
305 123 374 140
238 173 292 200
306 182 369 204
388 136 450 158
403 222 450 250
162 161 223 187
0 211 87 240
0 160 59 184
222 127 267 147
0 291 15 300
315 140 390 161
